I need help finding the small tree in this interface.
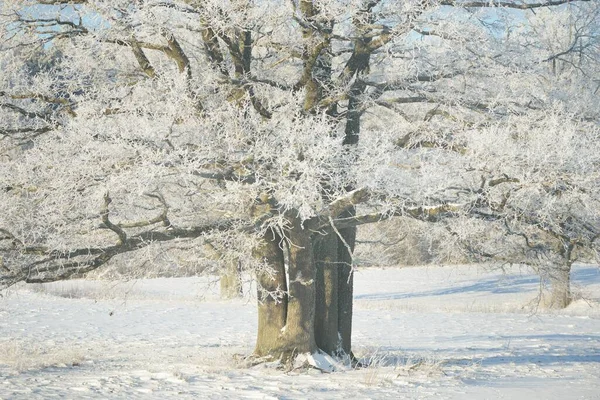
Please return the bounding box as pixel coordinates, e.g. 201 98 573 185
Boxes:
436 112 600 308
1 0 598 367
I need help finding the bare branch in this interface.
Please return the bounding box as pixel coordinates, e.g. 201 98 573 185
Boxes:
192 169 256 184
0 103 51 121
440 0 592 9
361 70 464 92
101 192 127 245
321 188 371 220
331 203 465 230
0 126 54 138
0 219 240 288
117 193 171 229
37 0 87 3
1 91 76 116
162 29 192 78
130 39 157 78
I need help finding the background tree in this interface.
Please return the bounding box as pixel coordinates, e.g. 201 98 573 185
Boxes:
1 0 598 368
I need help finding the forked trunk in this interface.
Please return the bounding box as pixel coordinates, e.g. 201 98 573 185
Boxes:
254 229 287 357
253 213 356 364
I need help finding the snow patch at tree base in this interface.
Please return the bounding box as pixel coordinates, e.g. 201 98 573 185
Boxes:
293 351 349 373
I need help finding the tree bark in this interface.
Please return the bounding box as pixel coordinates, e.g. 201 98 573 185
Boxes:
314 232 339 354
337 211 356 355
254 229 288 357
278 220 318 360
313 208 356 357
220 259 242 299
548 262 572 309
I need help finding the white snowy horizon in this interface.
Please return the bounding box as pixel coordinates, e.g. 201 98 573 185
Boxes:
1 263 599 399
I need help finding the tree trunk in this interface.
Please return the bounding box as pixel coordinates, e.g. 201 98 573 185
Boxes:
253 211 356 364
337 214 356 356
314 232 339 354
277 221 317 360
548 262 572 309
220 259 242 299
254 228 288 357
313 209 356 358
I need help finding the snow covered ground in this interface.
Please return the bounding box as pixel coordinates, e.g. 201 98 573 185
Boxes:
1 264 599 399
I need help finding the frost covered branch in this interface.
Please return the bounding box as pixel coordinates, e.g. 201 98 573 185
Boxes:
0 218 240 288
440 0 592 9
0 0 598 306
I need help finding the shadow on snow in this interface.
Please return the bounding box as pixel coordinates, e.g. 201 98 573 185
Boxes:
356 266 600 301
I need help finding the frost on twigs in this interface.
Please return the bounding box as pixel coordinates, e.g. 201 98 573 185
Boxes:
1 1 599 303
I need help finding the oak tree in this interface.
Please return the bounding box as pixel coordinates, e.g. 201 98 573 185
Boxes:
1 0 598 367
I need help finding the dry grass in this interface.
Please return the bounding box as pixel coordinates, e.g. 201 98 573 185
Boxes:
28 280 141 300
0 340 86 373
354 347 447 386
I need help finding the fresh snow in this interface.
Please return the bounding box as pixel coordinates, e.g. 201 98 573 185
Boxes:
1 264 599 399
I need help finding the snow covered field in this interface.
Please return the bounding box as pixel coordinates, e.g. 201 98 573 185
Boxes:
1 264 599 399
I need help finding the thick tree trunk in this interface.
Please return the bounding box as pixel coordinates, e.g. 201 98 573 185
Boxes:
314 232 339 354
253 211 355 364
254 229 288 357
548 263 572 309
220 259 242 299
